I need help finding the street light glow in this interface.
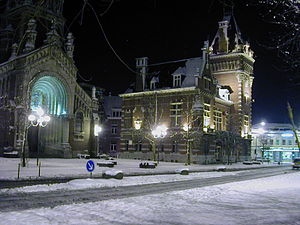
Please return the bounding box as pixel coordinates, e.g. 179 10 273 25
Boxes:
183 123 190 132
152 125 168 138
36 107 45 116
134 119 142 130
28 114 36 121
94 124 102 136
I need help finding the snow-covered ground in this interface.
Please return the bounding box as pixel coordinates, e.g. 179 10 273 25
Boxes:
0 170 240 193
1 171 300 225
0 157 279 180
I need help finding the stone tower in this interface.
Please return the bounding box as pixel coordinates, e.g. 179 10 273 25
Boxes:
0 0 65 63
210 11 254 137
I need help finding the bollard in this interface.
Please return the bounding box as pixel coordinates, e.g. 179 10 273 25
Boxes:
38 161 41 177
90 172 92 178
17 163 20 179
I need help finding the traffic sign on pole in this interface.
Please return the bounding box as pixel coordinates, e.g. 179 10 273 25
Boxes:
86 160 95 172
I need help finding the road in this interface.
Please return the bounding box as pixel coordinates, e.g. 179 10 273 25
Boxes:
0 166 294 212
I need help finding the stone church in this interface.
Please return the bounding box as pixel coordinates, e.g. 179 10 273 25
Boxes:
0 0 101 158
120 12 254 164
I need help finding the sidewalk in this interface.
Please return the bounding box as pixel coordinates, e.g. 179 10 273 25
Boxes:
0 157 285 181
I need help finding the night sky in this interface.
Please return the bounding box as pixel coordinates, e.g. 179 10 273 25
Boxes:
63 0 298 125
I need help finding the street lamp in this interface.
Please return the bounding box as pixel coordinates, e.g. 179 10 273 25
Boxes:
28 107 50 166
94 124 102 156
134 119 142 130
152 125 168 163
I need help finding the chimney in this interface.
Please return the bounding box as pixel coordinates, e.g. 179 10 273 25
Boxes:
135 57 148 92
217 20 229 53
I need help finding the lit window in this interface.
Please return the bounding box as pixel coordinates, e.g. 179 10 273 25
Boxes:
244 115 249 135
203 102 210 128
213 108 222 131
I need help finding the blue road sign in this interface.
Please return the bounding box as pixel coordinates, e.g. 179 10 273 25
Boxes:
86 160 95 172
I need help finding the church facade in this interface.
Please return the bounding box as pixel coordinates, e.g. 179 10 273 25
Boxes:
0 0 101 158
120 13 254 164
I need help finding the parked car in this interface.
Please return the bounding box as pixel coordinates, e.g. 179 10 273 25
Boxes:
292 158 300 169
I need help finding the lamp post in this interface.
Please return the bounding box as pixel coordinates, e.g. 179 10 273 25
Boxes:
183 123 192 165
151 125 168 164
183 100 203 165
28 107 50 166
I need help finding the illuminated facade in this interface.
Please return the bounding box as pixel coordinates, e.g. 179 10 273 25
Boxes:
251 123 300 162
0 0 101 157
120 12 254 164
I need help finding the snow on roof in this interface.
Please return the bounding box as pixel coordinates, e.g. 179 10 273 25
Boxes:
252 123 294 130
172 57 204 88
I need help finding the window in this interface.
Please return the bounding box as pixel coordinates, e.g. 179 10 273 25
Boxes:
204 77 211 90
125 140 129 151
276 139 280 145
244 115 249 135
112 109 121 118
150 77 158 90
288 140 292 145
203 103 210 127
111 124 117 134
135 142 142 151
282 139 286 145
110 143 117 151
150 81 156 90
172 141 178 152
124 108 132 128
170 101 182 127
269 139 274 145
213 108 222 131
75 112 84 132
173 75 181 87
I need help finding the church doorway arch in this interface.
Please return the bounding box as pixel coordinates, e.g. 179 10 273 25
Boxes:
27 75 69 157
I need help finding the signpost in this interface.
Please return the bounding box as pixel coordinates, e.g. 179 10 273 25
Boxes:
86 160 95 177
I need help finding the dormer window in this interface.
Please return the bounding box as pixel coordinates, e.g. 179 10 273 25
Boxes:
173 74 181 87
150 81 156 90
150 76 159 90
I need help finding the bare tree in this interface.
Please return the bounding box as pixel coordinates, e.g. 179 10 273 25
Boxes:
215 131 239 164
254 0 300 74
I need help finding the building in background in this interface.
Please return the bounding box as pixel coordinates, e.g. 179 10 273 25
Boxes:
0 0 102 158
99 94 122 157
251 123 300 162
120 11 254 164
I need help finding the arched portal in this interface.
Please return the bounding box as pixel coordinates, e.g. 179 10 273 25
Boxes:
28 76 70 157
30 76 68 116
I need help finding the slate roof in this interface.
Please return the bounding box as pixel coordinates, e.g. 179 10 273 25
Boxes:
142 56 205 91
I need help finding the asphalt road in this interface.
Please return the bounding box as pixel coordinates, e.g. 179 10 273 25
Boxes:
0 166 296 212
